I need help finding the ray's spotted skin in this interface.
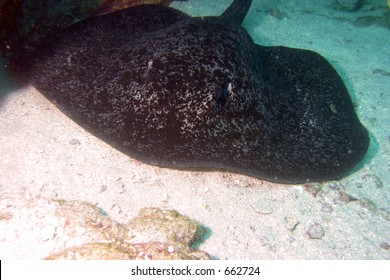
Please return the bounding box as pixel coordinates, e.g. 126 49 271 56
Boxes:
10 0 369 183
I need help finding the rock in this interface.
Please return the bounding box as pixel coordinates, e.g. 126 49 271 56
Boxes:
361 174 384 189
303 183 322 198
320 202 333 213
379 242 389 250
305 222 325 240
124 207 199 245
0 196 210 259
68 138 81 145
44 203 210 260
338 191 358 204
50 200 127 244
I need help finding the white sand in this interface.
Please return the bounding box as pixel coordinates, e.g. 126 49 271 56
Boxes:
0 0 389 259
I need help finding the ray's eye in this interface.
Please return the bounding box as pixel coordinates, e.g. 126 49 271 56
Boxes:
214 83 230 107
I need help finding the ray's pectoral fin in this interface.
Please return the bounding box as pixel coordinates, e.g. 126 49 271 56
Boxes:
255 45 369 182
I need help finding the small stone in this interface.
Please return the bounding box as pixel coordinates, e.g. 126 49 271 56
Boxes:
338 191 358 204
0 212 13 221
69 138 81 145
305 222 325 239
355 183 364 189
167 245 175 253
320 202 333 213
287 235 296 243
304 183 322 197
379 242 389 250
361 174 384 189
99 185 107 193
257 236 270 247
378 208 390 222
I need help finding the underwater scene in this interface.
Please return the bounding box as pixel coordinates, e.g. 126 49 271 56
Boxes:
0 0 389 259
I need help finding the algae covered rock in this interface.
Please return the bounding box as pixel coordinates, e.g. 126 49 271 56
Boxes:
124 207 199 245
0 196 209 259
45 205 210 260
51 200 128 243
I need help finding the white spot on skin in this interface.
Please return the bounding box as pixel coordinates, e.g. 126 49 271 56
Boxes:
67 54 73 66
227 82 233 94
329 103 337 114
147 59 153 70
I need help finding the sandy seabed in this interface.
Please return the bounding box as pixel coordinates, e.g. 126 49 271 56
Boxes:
0 0 389 259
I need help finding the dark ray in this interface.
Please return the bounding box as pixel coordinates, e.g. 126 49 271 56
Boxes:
9 0 369 183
